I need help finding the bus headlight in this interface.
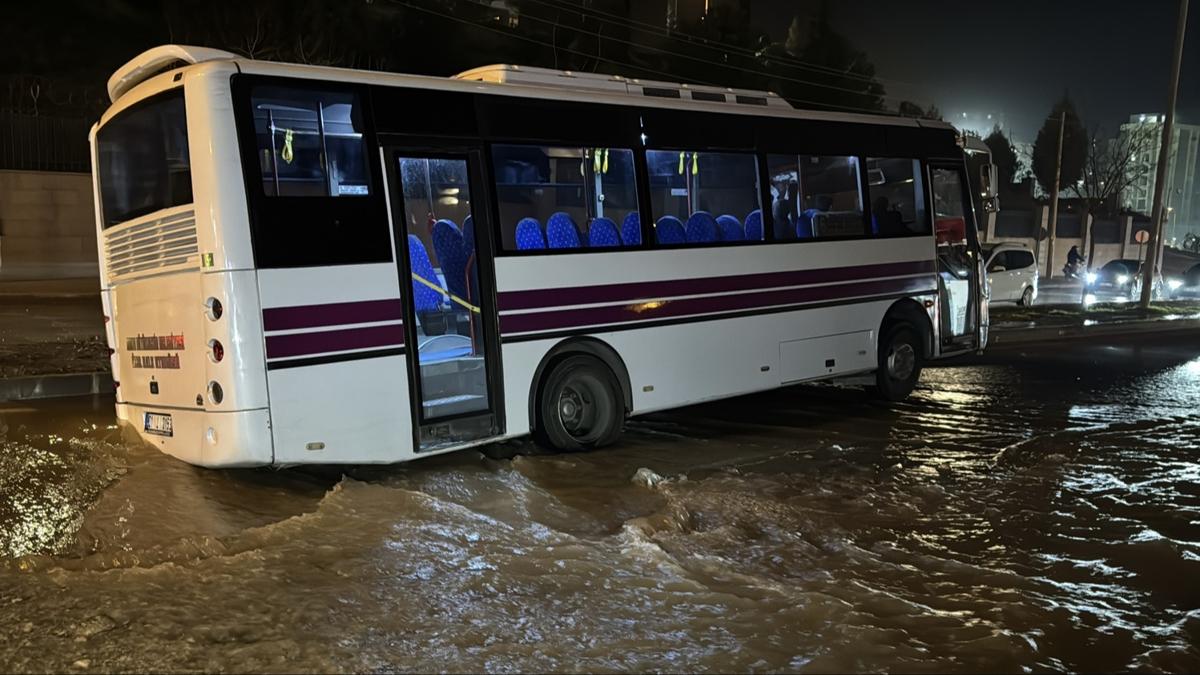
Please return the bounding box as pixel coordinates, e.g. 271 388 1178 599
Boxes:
1085 272 1098 285
1117 274 1130 285
1168 278 1184 291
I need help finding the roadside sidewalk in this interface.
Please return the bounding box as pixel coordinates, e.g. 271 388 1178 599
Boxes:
0 276 99 300
0 278 107 401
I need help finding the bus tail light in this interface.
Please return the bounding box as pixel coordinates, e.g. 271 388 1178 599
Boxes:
208 381 224 405
209 339 224 363
206 297 223 321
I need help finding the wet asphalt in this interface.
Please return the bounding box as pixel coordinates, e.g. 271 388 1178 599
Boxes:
1 333 1199 672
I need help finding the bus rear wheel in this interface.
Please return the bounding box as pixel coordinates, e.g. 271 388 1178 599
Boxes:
875 323 922 402
535 355 624 452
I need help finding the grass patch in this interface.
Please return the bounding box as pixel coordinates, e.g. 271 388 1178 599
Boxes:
992 300 1200 324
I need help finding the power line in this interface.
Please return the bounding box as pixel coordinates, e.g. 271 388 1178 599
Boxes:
472 0 907 104
519 0 926 91
390 1 903 116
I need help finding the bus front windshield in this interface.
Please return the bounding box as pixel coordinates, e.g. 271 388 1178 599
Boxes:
97 89 193 228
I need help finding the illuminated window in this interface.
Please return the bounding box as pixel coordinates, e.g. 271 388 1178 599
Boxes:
492 144 638 251
768 154 865 240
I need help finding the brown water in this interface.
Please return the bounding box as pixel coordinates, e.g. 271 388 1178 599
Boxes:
2 339 1199 672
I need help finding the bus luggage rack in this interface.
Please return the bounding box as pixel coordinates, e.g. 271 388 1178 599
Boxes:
104 208 199 282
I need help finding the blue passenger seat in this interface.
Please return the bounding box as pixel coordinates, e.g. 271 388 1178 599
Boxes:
462 214 474 254
655 216 686 245
744 209 763 241
797 210 817 239
588 217 621 247
621 212 642 246
515 217 546 250
685 212 718 243
546 212 582 249
716 214 745 242
408 234 445 313
431 219 469 301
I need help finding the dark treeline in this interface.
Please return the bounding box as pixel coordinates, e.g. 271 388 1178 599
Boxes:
0 0 933 119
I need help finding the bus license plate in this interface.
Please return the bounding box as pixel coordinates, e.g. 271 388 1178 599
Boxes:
144 412 173 437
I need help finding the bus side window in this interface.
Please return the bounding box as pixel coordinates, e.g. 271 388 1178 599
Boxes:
491 144 639 252
768 154 865 240
646 149 761 245
250 86 370 198
865 158 928 237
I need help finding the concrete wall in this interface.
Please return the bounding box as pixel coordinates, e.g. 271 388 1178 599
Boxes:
0 170 98 273
986 206 1138 277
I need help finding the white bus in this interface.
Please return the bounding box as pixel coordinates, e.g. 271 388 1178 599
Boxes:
91 45 991 468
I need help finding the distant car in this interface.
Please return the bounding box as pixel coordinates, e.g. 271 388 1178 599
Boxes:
1167 262 1200 300
983 243 1038 306
1086 258 1163 302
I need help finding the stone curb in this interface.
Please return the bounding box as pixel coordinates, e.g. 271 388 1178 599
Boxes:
0 372 114 402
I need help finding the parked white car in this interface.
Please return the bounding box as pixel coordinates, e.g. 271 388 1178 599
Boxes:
984 244 1039 306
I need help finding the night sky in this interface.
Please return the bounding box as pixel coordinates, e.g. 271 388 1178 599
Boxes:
2 0 1195 145
755 0 1199 142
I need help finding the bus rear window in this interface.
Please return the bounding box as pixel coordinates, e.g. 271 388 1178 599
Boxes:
97 90 192 228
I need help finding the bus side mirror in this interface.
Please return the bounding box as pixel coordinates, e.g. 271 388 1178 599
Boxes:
980 164 998 200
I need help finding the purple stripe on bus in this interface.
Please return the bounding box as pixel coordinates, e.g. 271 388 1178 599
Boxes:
266 324 406 360
263 298 404 332
500 276 935 335
498 260 935 311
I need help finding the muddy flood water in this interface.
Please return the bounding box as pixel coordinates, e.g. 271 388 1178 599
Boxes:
2 338 1199 672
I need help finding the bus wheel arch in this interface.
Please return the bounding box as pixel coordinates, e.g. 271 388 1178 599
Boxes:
880 299 933 359
528 337 632 446
875 299 932 401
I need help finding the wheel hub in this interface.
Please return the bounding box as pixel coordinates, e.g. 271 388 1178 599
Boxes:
887 343 916 381
558 386 587 433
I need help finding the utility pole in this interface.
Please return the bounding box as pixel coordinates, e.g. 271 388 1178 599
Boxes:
1045 111 1066 279
1141 0 1189 309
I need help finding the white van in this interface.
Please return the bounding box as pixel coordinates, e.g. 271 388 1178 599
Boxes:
984 244 1038 306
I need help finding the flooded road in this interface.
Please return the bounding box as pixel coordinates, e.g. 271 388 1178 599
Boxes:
2 336 1199 672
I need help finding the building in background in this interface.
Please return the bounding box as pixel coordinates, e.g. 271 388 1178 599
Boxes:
1120 114 1200 247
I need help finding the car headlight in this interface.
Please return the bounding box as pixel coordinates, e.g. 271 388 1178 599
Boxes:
1117 274 1130 285
1085 272 1098 285
1168 278 1184 291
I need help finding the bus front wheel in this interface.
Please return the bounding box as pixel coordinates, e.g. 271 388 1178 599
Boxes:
535 355 624 451
875 323 922 401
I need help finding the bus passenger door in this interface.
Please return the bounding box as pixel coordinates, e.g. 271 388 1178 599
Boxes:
929 162 986 353
385 150 503 452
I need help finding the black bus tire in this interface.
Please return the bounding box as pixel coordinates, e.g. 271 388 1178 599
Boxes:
875 323 922 402
535 355 624 452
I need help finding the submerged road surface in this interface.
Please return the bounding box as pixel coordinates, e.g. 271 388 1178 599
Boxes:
2 335 1199 672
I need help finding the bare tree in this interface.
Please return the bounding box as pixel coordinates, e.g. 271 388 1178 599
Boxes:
1069 124 1155 217
1069 124 1155 274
